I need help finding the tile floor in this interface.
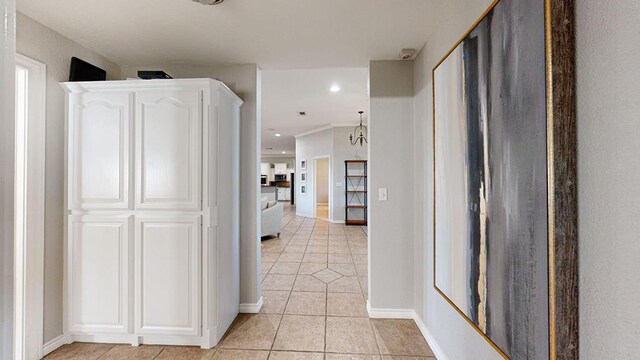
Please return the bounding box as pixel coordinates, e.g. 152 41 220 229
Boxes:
45 204 436 360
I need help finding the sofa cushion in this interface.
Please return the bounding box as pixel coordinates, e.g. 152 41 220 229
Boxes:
261 196 269 210
268 201 277 208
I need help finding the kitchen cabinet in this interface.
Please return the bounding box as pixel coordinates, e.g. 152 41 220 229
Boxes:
274 163 287 175
277 187 291 201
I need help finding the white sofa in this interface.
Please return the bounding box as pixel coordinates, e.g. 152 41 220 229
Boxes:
261 197 283 238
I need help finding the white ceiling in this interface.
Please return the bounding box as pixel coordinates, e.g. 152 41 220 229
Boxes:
17 0 437 69
262 68 368 155
18 0 438 156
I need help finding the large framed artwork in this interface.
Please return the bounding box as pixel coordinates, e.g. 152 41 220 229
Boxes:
432 0 577 359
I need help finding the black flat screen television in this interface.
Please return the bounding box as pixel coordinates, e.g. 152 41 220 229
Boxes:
69 57 107 82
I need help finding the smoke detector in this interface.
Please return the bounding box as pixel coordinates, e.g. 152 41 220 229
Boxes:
399 48 417 60
193 0 224 5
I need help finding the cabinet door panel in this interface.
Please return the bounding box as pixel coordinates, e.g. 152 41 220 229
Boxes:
136 216 200 336
70 93 130 209
136 91 202 210
68 216 130 333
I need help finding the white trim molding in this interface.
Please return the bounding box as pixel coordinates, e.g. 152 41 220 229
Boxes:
14 53 47 360
239 296 263 314
1 1 16 357
294 125 333 139
42 335 65 357
366 301 414 319
294 122 369 139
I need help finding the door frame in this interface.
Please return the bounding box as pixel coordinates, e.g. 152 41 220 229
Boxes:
14 53 46 360
312 155 331 221
1 1 16 358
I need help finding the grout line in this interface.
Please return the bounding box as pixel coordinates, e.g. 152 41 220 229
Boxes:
94 344 116 360
152 346 167 360
267 213 304 351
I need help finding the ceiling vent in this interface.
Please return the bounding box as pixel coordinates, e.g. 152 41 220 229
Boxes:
299 111 306 116
192 0 225 5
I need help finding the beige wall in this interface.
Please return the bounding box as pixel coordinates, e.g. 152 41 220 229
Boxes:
576 0 640 358
369 60 415 310
16 12 122 343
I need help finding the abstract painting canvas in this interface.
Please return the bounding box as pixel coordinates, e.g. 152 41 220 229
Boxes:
432 0 570 359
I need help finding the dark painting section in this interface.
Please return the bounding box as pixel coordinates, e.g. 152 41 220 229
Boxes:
462 36 483 325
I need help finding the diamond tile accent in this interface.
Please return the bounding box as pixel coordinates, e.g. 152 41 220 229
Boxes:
313 268 342 284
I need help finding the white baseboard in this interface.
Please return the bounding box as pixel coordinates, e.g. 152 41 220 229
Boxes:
66 333 207 347
366 301 414 319
330 219 345 224
239 296 264 313
413 314 449 360
42 334 65 356
366 301 448 360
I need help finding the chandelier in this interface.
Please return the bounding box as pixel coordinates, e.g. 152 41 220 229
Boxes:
349 111 368 146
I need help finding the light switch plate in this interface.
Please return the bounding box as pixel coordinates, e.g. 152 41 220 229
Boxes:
379 188 388 201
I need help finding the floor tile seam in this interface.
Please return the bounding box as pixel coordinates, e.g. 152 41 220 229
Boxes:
267 312 287 352
269 252 301 351
281 214 297 230
206 347 218 360
152 346 168 360
93 344 117 360
324 283 329 354
366 316 383 356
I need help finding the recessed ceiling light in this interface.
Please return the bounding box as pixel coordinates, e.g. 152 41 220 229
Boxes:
282 151 286 154
330 85 340 93
275 133 281 137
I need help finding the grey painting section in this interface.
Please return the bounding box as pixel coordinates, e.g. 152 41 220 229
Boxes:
434 0 548 359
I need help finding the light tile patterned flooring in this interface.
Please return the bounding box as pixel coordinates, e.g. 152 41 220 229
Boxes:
45 205 436 360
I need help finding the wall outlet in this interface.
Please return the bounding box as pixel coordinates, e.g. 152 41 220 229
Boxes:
378 188 388 201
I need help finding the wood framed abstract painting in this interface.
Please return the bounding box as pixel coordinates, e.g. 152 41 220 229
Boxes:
432 0 577 359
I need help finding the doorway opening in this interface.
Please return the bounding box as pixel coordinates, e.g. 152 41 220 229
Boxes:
314 157 330 220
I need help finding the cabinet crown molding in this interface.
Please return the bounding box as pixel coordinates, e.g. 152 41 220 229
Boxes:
61 78 243 106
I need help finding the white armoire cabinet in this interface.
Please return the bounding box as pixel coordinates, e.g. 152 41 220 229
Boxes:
61 79 242 349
